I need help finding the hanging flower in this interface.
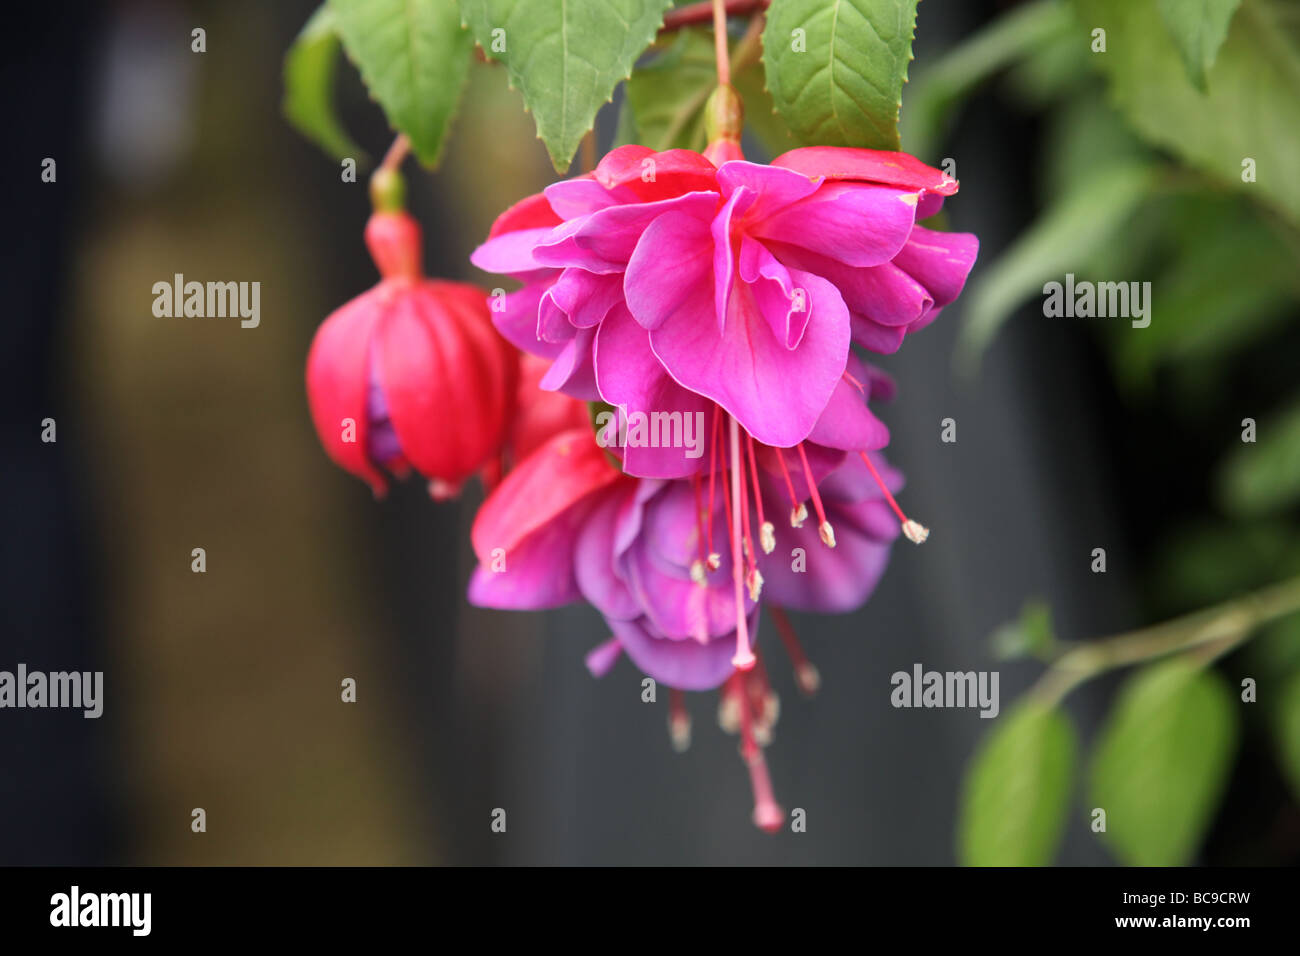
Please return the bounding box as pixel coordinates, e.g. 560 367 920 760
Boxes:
306 210 518 498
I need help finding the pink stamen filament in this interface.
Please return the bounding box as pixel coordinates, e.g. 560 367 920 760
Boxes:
745 434 773 553
859 450 909 525
669 688 691 752
729 416 755 670
774 448 805 526
737 670 782 832
795 442 833 546
705 404 721 563
858 451 930 544
769 605 820 695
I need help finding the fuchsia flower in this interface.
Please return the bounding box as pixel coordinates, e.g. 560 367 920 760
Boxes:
471 144 977 463
467 138 978 832
469 364 909 830
306 211 518 497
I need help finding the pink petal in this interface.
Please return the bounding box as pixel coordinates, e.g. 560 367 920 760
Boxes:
533 191 719 274
650 266 850 447
750 182 918 268
623 208 715 332
770 146 959 196
892 225 980 308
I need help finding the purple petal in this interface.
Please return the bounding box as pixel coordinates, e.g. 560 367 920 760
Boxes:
758 496 897 613
585 638 624 678
608 615 740 691
574 489 641 621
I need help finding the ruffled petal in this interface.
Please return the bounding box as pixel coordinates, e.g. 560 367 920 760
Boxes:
608 615 741 691
470 226 556 275
471 427 621 562
715 160 822 220
623 208 715 331
574 485 642 621
650 265 850 447
891 225 980 308
750 182 918 268
769 146 959 196
533 191 719 274
538 326 599 400
594 146 719 200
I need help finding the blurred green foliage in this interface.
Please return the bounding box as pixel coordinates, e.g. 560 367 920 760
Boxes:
925 0 1300 866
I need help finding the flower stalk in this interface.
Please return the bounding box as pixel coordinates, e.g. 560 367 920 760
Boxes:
1030 574 1300 709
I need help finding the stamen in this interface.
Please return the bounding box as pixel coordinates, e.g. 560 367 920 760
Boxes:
737 436 759 582
745 435 774 554
738 675 783 833
690 559 707 586
729 416 755 670
841 368 867 393
859 451 930 544
770 605 820 695
705 405 720 563
795 443 835 548
774 449 807 528
668 688 691 753
718 672 741 733
748 655 778 746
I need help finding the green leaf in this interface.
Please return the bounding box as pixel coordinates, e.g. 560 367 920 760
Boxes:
1273 668 1300 803
1248 615 1300 687
733 61 797 157
763 0 920 151
957 703 1076 866
626 28 794 156
1075 0 1300 226
284 6 367 162
1090 659 1239 866
957 163 1154 367
329 0 472 167
1156 521 1300 612
626 30 714 152
1218 397 1300 516
460 0 674 172
1156 0 1243 91
1112 200 1298 383
901 0 1076 161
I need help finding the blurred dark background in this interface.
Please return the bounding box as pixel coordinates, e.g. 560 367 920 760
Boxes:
2 0 1296 865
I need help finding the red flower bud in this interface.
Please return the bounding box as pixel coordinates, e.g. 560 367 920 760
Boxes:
306 211 518 497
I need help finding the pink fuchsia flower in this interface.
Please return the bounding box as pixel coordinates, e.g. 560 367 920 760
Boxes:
306 210 518 498
471 144 978 459
467 398 907 830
